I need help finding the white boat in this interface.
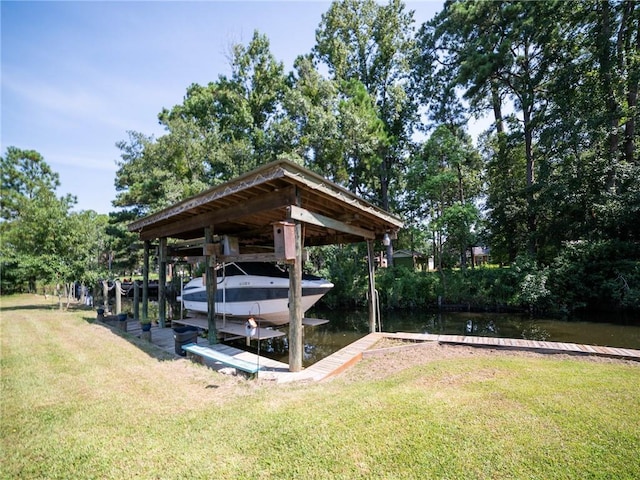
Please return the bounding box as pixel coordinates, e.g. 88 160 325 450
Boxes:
177 262 334 326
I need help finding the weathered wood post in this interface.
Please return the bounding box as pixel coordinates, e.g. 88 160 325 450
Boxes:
133 281 140 321
366 239 377 333
115 280 122 315
205 227 218 344
142 240 150 323
158 237 167 328
288 220 304 372
102 280 109 313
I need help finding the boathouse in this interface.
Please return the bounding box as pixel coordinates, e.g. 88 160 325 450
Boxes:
128 159 403 372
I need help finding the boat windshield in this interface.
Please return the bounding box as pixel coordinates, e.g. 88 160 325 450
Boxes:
219 262 324 280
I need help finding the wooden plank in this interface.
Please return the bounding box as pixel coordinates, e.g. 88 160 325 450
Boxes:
173 318 208 329
218 253 280 263
287 205 375 240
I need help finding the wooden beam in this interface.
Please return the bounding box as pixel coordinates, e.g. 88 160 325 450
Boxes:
218 253 280 263
366 239 377 333
288 220 303 372
205 227 218 344
142 240 150 322
158 237 167 328
287 205 375 239
139 186 297 241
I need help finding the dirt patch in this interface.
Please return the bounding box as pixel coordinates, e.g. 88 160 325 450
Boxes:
338 340 640 383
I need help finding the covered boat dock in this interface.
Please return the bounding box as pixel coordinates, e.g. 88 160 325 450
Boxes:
128 159 403 372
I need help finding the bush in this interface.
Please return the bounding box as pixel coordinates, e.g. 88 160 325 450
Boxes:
316 241 639 316
548 240 640 313
437 267 522 309
376 266 438 309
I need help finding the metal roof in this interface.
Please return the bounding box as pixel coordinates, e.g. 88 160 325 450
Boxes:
128 159 403 249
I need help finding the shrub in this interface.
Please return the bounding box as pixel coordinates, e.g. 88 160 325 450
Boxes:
548 240 640 313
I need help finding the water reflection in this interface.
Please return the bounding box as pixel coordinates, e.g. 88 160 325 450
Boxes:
121 297 639 367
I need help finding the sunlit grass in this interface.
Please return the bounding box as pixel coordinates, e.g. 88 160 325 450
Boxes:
2 294 639 479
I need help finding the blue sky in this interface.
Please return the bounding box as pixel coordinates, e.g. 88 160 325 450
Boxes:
2 1 443 214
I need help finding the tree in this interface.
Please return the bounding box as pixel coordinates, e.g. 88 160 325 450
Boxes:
314 0 417 265
423 1 564 256
314 0 417 208
1 147 62 221
407 125 482 270
1 147 109 303
114 31 291 215
283 54 344 180
538 0 640 246
480 125 529 263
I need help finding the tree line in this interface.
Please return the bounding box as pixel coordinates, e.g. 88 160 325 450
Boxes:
3 1 638 314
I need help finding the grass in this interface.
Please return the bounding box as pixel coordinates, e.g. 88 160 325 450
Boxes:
1 294 639 479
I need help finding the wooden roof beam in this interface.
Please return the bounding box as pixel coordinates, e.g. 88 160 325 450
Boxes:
287 205 375 240
137 186 297 241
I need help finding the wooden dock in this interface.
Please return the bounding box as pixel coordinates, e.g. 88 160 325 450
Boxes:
380 332 640 361
110 318 289 372
104 318 640 383
286 332 382 382
172 318 286 340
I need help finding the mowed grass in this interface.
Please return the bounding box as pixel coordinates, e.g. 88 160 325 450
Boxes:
1 294 639 479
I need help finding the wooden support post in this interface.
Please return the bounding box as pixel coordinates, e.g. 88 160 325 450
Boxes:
367 239 377 333
288 220 303 372
102 280 109 313
133 281 140 322
158 237 167 328
142 240 150 323
115 280 122 314
205 227 218 344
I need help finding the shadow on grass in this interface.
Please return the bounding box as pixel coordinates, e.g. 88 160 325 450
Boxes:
86 315 178 363
0 301 98 313
0 304 58 312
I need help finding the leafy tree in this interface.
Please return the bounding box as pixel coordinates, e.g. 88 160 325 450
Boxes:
423 1 565 256
480 124 529 264
314 0 417 208
285 56 389 198
1 147 109 304
538 0 640 246
314 0 417 265
407 125 482 270
114 31 290 214
105 211 142 278
1 147 62 221
284 54 343 180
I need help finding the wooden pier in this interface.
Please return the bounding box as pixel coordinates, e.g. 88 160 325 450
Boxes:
104 318 640 383
380 332 640 361
172 318 286 341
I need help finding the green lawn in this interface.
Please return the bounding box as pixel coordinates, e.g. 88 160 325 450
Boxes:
2 294 639 479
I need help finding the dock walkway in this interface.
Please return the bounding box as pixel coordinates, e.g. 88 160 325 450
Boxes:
381 332 640 361
107 318 640 383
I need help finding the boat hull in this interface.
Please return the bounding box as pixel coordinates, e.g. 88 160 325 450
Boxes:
179 270 333 326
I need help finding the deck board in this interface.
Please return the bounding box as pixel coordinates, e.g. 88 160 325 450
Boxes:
383 332 640 361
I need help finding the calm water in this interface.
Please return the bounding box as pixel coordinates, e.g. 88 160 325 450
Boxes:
230 308 640 367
